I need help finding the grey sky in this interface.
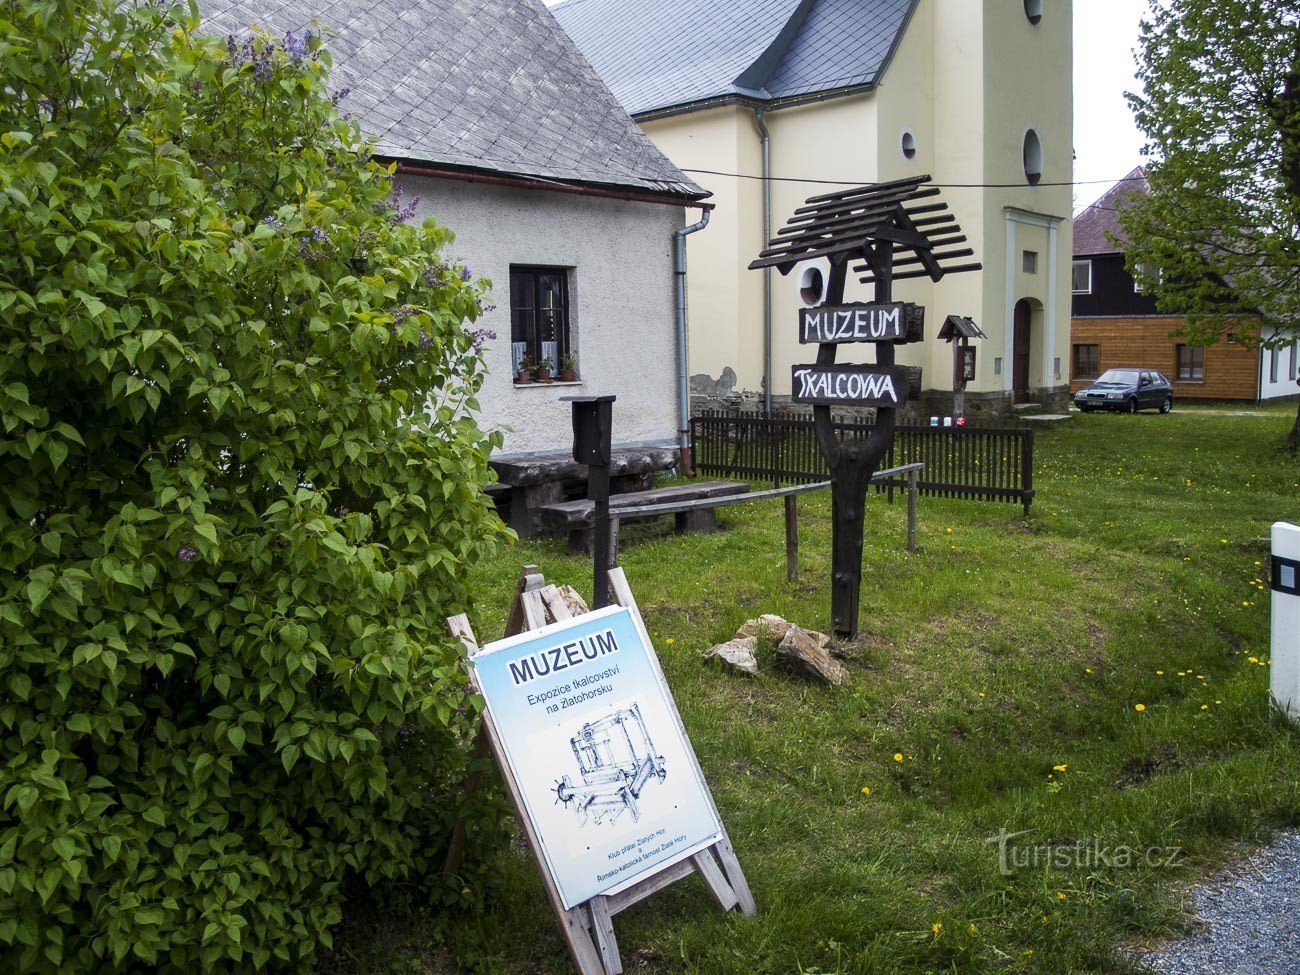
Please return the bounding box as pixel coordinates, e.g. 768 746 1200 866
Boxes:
1072 0 1148 211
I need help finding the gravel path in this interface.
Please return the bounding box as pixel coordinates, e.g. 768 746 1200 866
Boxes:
1141 831 1300 975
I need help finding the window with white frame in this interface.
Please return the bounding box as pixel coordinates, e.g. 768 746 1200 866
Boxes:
1071 260 1092 294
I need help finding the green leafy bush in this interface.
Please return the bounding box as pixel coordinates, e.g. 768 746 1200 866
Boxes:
0 1 508 970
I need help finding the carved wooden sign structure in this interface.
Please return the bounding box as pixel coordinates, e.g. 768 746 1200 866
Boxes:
748 174 981 638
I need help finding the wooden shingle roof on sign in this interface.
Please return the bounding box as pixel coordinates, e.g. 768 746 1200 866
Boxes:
748 175 981 284
198 0 707 201
1073 167 1148 256
553 0 918 118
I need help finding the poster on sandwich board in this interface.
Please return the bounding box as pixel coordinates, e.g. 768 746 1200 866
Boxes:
469 604 723 909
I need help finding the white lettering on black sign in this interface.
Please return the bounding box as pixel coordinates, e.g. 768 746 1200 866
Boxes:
799 303 906 344
790 364 911 407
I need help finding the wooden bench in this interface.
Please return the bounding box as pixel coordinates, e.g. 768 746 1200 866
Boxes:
490 446 679 537
535 480 750 553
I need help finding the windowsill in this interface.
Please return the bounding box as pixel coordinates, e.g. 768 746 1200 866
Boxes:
513 380 584 389
1175 379 1204 385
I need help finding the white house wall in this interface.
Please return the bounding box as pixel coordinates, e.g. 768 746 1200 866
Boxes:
405 176 684 454
1259 332 1300 401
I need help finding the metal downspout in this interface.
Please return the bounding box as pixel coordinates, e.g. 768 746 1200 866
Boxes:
754 107 773 416
675 207 711 475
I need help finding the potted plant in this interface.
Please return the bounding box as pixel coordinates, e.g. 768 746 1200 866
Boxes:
516 357 534 384
535 355 553 383
559 352 577 382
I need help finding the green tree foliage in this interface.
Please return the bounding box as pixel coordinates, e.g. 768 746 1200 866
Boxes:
0 1 508 969
1122 0 1300 443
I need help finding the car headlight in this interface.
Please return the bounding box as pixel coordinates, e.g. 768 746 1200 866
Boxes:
1107 393 1122 400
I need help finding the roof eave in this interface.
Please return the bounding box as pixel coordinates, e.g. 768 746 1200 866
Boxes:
632 79 880 124
382 156 713 208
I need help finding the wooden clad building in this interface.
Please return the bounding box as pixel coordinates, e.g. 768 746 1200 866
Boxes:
1070 169 1295 402
1069 317 1261 401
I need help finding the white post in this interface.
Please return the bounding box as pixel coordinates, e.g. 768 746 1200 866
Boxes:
1271 521 1300 721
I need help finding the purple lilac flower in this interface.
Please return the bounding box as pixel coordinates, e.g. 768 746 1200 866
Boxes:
262 214 285 231
177 545 198 562
330 87 352 107
470 328 496 353
283 28 315 62
377 184 419 223
418 334 434 349
459 266 472 282
390 305 419 332
422 262 449 286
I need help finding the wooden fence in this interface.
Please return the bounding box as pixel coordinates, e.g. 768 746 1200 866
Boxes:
689 410 1035 515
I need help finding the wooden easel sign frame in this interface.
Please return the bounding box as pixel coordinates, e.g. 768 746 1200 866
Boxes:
448 567 754 975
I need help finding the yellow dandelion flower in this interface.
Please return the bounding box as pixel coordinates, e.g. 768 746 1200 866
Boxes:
1249 657 1259 663
893 753 904 762
932 922 943 935
860 786 871 796
1085 668 1093 674
1057 891 1067 901
665 637 675 645
1135 703 1146 712
1053 764 1068 772
1156 670 1164 675
978 691 986 698
1201 704 1209 710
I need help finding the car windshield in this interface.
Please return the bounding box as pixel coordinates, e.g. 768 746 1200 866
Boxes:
1095 369 1140 385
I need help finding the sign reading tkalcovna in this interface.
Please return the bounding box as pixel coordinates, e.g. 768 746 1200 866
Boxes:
469 605 722 909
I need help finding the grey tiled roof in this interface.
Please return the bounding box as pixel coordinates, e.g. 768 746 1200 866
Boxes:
1073 167 1148 255
198 0 705 199
553 0 917 117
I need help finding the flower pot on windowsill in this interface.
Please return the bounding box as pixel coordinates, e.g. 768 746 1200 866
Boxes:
560 369 576 382
516 370 534 385
536 367 553 382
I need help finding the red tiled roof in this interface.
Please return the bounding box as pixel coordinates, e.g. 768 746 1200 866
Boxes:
1073 167 1148 256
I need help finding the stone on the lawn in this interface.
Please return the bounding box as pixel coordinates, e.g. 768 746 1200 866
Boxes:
556 585 589 617
777 626 848 686
735 614 795 642
704 637 759 676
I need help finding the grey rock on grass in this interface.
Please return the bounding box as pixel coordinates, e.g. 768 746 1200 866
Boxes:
777 626 848 686
703 636 759 676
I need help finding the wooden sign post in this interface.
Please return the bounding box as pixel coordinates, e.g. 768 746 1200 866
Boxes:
448 567 754 975
749 176 981 638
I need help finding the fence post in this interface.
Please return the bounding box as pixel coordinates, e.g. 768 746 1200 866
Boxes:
1021 429 1034 517
785 495 799 582
907 466 918 553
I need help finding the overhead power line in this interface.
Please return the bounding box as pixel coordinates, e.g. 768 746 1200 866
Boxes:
680 168 1147 191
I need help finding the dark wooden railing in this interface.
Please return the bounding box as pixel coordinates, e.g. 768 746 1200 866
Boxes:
689 410 1034 515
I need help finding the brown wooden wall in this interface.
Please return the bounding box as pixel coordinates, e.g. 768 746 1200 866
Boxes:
1068 316 1260 400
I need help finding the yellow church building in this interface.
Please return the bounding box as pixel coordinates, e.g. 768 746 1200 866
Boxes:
555 0 1074 417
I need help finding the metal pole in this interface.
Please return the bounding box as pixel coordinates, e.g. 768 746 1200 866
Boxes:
591 462 611 608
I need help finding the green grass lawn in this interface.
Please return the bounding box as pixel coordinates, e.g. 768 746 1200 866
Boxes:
337 404 1300 975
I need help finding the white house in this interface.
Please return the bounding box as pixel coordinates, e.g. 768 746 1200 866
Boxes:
201 0 711 457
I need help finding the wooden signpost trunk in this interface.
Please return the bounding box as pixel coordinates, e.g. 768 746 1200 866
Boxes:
815 243 898 636
748 175 981 638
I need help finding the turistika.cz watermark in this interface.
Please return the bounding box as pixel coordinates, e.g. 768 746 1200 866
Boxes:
986 828 1185 877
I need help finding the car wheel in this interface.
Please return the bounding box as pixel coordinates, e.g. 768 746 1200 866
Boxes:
1160 397 1172 414
1126 398 1138 414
